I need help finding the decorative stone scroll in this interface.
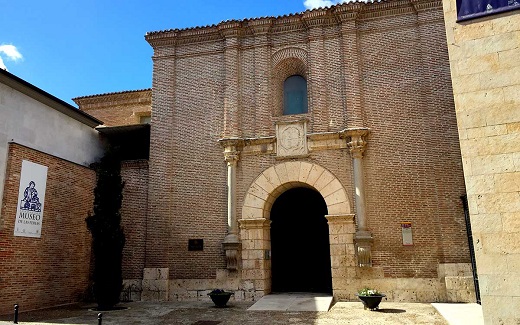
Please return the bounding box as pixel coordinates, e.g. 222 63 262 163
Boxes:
276 120 308 158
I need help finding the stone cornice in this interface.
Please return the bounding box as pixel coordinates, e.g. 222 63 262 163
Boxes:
221 129 372 156
339 127 370 138
238 218 271 229
218 137 246 148
247 18 273 35
146 0 442 48
334 3 364 21
218 21 242 38
410 0 442 12
302 9 338 28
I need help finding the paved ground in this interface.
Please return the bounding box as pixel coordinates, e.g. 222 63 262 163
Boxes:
432 303 484 325
0 300 449 325
248 293 334 311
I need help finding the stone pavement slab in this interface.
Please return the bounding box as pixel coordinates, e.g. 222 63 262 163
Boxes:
432 303 484 325
248 293 333 311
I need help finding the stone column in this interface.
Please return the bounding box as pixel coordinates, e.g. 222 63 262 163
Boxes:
345 128 373 267
219 138 243 270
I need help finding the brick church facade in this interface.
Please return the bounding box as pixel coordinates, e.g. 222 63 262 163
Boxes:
83 0 473 302
0 0 478 313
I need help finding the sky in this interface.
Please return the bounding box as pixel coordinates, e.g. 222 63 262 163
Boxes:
0 0 350 106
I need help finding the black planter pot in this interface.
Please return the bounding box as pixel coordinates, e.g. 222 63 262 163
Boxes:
356 294 386 311
208 292 233 307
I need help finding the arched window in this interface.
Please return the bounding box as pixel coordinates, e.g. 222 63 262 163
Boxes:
283 75 308 115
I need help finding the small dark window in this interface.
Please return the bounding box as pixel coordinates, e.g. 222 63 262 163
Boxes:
283 75 308 115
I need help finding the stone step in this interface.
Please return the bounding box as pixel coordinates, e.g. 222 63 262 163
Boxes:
248 292 334 312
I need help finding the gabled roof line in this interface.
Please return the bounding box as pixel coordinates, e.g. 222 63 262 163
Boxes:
0 69 102 128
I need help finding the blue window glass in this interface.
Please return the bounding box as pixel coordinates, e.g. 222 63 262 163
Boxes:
283 75 308 115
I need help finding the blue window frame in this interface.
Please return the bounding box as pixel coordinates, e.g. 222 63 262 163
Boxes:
283 75 308 115
457 0 520 22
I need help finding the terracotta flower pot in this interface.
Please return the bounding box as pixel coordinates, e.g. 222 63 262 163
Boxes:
356 293 386 310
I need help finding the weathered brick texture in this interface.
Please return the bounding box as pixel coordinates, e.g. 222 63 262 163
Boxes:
0 143 95 315
120 160 148 280
74 89 151 126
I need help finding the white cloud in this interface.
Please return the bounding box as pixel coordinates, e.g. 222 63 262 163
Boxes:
304 0 356 9
0 44 23 71
304 0 335 9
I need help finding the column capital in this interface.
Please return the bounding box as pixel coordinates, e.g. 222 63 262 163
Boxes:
219 137 244 166
341 128 370 159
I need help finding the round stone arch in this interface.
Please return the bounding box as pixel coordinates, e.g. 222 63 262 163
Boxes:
238 161 355 297
241 161 351 220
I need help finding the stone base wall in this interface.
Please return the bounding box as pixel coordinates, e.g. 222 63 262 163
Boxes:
133 263 476 304
439 263 476 303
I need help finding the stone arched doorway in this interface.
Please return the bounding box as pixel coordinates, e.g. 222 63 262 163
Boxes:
270 186 332 293
239 162 355 298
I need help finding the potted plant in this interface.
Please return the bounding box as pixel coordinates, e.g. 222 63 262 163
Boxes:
356 288 386 311
208 289 234 307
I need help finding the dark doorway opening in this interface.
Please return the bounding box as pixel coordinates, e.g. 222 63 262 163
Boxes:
270 187 332 293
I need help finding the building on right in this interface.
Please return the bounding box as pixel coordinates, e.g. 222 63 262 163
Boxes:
441 1 520 324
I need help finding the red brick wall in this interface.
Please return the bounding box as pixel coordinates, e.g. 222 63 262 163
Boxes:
146 1 468 282
0 143 95 315
361 9 468 277
120 160 148 280
75 90 151 127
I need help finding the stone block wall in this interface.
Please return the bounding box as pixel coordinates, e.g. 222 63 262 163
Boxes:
0 143 95 315
442 1 520 323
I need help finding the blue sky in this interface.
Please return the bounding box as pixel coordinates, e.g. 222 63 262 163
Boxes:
0 0 347 105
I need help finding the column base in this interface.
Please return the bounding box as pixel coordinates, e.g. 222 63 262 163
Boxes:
355 230 373 268
223 234 241 271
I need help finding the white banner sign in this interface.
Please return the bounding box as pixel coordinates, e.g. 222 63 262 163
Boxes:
14 160 48 238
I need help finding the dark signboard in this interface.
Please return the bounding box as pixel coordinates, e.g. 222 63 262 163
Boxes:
457 0 520 21
188 239 204 251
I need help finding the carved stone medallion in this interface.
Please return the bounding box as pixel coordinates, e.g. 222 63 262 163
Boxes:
276 120 308 157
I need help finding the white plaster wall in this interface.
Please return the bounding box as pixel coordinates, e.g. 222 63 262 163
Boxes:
0 82 104 219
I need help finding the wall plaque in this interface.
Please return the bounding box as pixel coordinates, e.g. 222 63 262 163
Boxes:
276 120 308 158
401 222 413 246
188 239 204 251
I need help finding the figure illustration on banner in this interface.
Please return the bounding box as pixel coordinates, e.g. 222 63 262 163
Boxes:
20 181 42 212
